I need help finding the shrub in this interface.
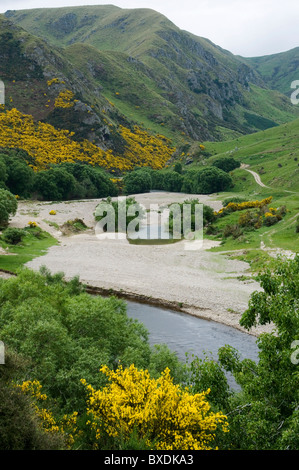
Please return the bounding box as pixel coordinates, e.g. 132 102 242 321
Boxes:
81 364 229 450
212 157 240 173
123 169 152 195
0 188 18 229
182 167 233 194
1 227 26 245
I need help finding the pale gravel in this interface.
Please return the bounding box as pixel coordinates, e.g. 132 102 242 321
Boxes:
6 192 273 337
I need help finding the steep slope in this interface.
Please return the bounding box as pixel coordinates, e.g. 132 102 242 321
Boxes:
203 118 299 192
243 47 299 96
5 5 299 144
0 16 175 173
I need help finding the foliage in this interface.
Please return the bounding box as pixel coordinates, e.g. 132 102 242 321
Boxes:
95 196 146 233
123 168 152 195
0 149 35 197
181 167 233 194
80 364 229 450
212 196 287 242
217 255 299 449
0 108 174 173
1 227 26 245
167 199 216 238
0 150 118 200
0 188 18 229
0 268 183 414
212 157 240 173
0 349 65 450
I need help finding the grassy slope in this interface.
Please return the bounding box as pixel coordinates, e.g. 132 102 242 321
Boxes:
243 47 299 96
204 118 299 191
64 43 180 143
5 6 299 144
0 227 58 273
196 120 299 263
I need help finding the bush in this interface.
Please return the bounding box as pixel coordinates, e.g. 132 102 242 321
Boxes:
222 196 248 206
0 188 18 229
95 196 145 233
0 149 35 198
1 227 26 245
212 157 240 173
182 167 233 194
0 349 65 450
123 169 152 195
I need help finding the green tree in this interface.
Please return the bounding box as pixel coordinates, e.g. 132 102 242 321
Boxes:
0 188 17 228
212 157 240 173
0 349 65 450
0 268 182 413
123 168 152 195
34 167 77 201
217 255 299 449
182 166 233 194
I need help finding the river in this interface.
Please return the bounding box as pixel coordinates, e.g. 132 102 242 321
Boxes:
126 300 259 364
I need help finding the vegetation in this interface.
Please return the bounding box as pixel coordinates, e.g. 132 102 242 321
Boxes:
0 4 298 453
123 166 232 196
168 199 216 238
0 149 118 201
0 107 174 174
95 197 145 233
0 188 17 229
0 224 57 273
0 256 298 450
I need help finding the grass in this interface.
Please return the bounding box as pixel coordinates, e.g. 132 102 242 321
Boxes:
204 188 299 271
0 226 58 273
6 5 299 147
200 117 299 192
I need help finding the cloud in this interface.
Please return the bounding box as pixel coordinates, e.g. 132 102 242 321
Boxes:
0 0 298 56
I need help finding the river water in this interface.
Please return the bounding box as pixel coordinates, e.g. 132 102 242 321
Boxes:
126 301 259 364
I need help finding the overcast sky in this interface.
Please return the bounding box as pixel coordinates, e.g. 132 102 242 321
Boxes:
0 0 299 57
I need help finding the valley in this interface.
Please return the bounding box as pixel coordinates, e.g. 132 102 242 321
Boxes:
0 3 298 452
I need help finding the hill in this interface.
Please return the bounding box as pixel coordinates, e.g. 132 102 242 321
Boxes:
200 117 299 192
4 5 299 145
243 47 299 96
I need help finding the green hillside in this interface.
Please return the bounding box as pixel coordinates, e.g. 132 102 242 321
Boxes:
5 6 299 144
194 120 299 258
203 117 299 192
243 47 299 96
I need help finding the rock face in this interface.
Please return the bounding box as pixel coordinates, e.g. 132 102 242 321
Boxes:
3 6 299 143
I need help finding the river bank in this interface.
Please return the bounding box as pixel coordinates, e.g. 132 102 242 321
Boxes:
6 192 273 336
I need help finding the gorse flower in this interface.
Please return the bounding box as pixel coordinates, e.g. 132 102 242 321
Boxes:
0 108 174 172
81 364 229 450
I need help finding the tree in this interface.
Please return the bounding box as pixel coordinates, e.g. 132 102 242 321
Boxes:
123 168 152 195
217 255 299 449
0 268 183 414
182 166 233 194
212 157 240 173
0 349 65 450
34 167 77 201
0 188 17 228
58 162 118 199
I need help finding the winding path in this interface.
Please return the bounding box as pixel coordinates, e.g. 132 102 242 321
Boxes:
240 164 270 188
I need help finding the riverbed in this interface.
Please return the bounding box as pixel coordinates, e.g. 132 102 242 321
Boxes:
9 192 271 336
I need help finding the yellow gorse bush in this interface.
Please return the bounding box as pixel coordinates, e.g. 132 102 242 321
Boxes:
54 90 76 108
215 197 273 216
81 364 228 450
0 108 174 172
17 380 80 448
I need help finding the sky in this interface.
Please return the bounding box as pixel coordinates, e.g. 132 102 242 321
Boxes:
0 0 299 57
